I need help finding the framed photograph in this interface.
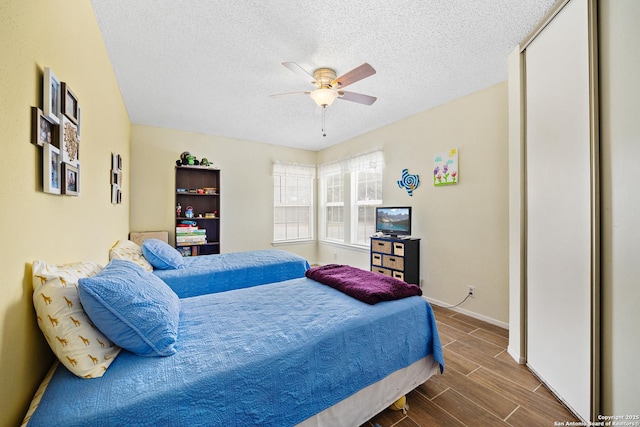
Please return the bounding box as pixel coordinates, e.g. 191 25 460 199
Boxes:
111 184 120 204
61 82 79 124
76 106 82 138
62 162 79 196
60 115 79 166
31 107 58 147
110 170 123 186
43 67 61 124
43 143 61 194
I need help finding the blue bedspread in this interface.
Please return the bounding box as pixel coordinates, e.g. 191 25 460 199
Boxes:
28 278 443 427
153 249 310 298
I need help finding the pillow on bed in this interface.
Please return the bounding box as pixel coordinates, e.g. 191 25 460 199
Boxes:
32 261 121 378
78 259 181 357
141 238 185 270
109 239 153 272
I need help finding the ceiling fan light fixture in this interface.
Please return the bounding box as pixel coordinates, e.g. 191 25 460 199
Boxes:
310 88 338 107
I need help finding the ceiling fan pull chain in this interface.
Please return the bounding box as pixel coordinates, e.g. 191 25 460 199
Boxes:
322 106 327 137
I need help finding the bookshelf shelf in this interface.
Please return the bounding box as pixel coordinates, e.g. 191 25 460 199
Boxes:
175 166 220 256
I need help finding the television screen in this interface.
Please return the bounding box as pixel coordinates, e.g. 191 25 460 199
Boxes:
375 207 412 236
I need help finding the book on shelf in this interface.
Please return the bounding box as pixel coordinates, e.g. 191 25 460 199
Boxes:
176 229 206 236
176 236 207 245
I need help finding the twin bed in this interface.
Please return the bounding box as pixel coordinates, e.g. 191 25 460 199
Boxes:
24 246 443 426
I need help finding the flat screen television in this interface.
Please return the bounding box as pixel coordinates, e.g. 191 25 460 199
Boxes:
375 206 412 237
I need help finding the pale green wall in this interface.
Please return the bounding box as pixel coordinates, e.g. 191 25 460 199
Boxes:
0 1 131 425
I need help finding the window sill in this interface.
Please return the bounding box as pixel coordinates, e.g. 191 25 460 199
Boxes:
318 239 369 253
271 239 315 247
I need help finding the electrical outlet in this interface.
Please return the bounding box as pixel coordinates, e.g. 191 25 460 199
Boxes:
333 253 337 261
420 279 424 288
467 285 475 297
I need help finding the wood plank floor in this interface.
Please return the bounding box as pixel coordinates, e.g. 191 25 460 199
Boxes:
362 305 580 427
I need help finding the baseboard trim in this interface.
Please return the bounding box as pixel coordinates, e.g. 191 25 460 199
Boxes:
423 296 509 330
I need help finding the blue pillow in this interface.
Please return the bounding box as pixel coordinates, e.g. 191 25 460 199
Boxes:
141 238 185 270
78 259 181 357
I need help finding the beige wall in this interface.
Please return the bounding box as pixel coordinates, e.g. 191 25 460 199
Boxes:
131 84 510 326
318 83 510 325
599 0 640 415
0 1 130 425
129 125 318 261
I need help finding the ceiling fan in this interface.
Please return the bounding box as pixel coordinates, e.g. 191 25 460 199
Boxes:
271 62 377 136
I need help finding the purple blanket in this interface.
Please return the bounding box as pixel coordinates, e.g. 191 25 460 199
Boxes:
305 264 422 304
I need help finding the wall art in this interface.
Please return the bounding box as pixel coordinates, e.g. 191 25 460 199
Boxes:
31 107 58 147
434 148 459 186
43 143 61 194
397 168 420 196
62 162 79 196
43 67 61 124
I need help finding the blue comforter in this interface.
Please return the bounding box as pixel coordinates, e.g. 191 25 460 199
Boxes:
153 249 310 298
28 278 443 427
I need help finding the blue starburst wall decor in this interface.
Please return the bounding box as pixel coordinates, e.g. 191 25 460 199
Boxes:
397 168 420 196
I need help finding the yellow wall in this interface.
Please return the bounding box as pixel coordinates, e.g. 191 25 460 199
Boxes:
0 1 130 425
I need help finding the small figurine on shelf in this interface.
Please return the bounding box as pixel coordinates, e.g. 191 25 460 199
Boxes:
176 203 182 217
185 206 194 219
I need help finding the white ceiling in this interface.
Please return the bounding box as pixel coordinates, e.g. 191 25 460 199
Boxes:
90 0 554 151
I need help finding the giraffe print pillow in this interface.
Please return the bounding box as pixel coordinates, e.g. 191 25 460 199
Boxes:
32 260 121 378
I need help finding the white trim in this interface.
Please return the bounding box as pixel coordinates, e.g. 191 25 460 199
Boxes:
318 239 369 253
424 296 509 330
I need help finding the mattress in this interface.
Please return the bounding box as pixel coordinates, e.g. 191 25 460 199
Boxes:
25 277 443 427
152 249 310 298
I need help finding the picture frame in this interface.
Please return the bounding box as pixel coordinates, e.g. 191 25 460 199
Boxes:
43 143 61 195
111 184 121 204
60 115 80 166
76 106 82 138
61 82 79 124
43 67 61 124
31 107 58 147
62 162 79 196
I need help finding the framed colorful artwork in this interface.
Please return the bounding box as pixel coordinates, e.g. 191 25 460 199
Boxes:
434 148 459 186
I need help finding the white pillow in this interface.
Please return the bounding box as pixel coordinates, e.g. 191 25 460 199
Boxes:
109 240 153 271
32 260 121 378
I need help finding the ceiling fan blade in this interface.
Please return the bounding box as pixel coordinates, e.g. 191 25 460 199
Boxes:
282 62 318 86
331 63 376 89
338 91 377 105
269 90 311 98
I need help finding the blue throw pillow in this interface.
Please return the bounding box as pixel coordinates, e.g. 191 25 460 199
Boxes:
141 238 185 270
78 259 181 357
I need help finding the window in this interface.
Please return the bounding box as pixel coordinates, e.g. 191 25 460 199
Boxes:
318 150 384 245
272 162 315 242
352 169 382 244
324 174 344 241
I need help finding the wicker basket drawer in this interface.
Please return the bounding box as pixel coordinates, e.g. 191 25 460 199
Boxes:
371 239 392 254
371 266 392 276
392 271 405 281
382 255 404 271
371 253 383 266
393 242 405 256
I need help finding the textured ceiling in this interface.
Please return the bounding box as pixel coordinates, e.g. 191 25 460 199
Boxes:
90 0 555 151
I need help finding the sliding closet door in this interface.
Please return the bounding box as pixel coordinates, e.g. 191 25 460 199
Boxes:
524 0 598 421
